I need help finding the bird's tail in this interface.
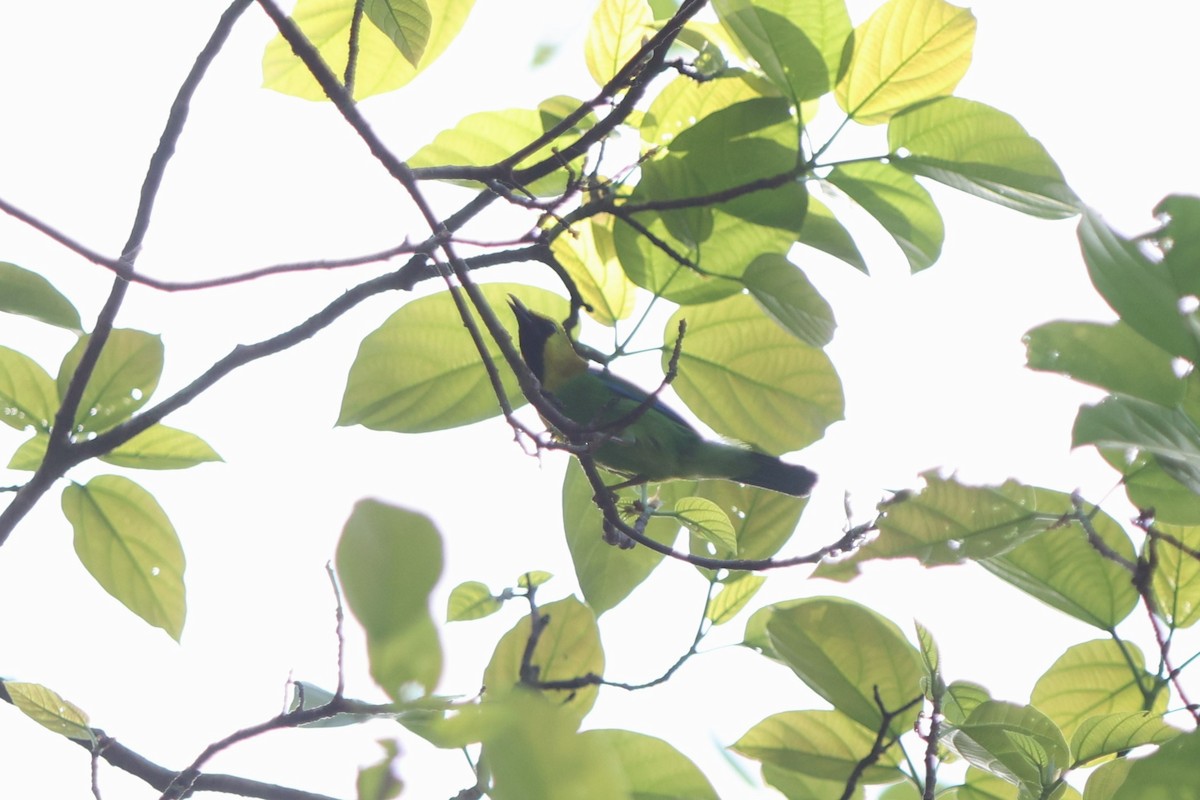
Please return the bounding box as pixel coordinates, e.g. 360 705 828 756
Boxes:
736 452 817 497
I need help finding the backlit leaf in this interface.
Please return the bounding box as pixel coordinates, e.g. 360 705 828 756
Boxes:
98 424 222 470
5 682 93 742
57 329 162 435
826 161 944 271
733 710 903 784
62 476 186 640
585 0 653 86
666 294 844 453
365 0 431 67
336 500 443 697
339 284 565 432
0 346 56 432
0 262 82 330
836 0 975 125
582 729 719 799
263 0 474 101
889 97 1077 218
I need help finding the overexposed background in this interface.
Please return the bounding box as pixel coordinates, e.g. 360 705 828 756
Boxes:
1 1 1198 797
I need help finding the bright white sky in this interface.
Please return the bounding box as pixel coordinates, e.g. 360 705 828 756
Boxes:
1 1 1198 798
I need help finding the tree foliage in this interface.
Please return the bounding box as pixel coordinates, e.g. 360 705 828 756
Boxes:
0 0 1197 798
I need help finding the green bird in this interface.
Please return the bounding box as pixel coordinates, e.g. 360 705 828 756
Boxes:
509 297 816 497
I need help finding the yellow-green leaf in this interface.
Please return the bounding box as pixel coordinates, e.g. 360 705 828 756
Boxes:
0 262 82 331
336 500 443 698
338 284 565 432
733 710 903 784
365 0 431 67
766 597 924 735
7 432 47 471
584 0 653 87
1070 712 1178 768
263 0 474 101
99 424 222 470
447 580 501 621
713 0 851 102
62 476 186 640
889 97 1078 218
1110 729 1200 800
550 216 636 326
582 730 719 799
1150 522 1200 628
0 346 56 432
4 681 93 742
356 740 403 800
690 480 807 567
796 195 868 272
825 160 944 272
1031 640 1164 741
483 596 603 726
674 496 736 553
946 702 1068 798
707 573 766 626
57 329 163 435
666 294 844 453
409 106 589 197
562 461 686 615
835 0 975 125
742 253 836 347
481 692 628 800
517 570 553 588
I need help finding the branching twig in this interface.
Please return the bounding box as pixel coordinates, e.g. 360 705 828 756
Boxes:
840 689 923 800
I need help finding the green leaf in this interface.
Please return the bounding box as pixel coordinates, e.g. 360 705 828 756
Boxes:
1031 640 1163 742
0 262 82 330
61 476 186 640
550 216 636 327
665 294 844 453
1084 758 1133 800
674 496 737 553
365 0 431 67
7 432 47 470
481 692 628 800
796 196 868 272
1111 728 1200 800
981 504 1138 629
762 764 866 800
1073 396 1200 494
835 0 975 125
338 283 563 432
732 710 903 784
943 681 990 726
1107 449 1200 525
4 681 93 742
98 424 222 470
1025 321 1183 406
561 461 687 615
581 729 720 799
813 474 1078 578
712 0 852 102
1070 712 1178 767
584 0 653 86
409 104 591 196
742 254 836 347
944 767 1020 800
888 97 1078 218
57 329 163 435
826 161 944 271
356 740 403 799
1153 194 1200 296
336 500 443 698
517 571 553 588
689 479 807 566
446 580 502 621
707 572 767 626
1151 522 1200 628
483 596 603 726
946 701 1069 797
0 346 57 432
263 0 475 101
1079 209 1200 362
766 597 924 734
621 74 805 304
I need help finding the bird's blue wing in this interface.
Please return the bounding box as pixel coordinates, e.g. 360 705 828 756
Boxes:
590 368 696 432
